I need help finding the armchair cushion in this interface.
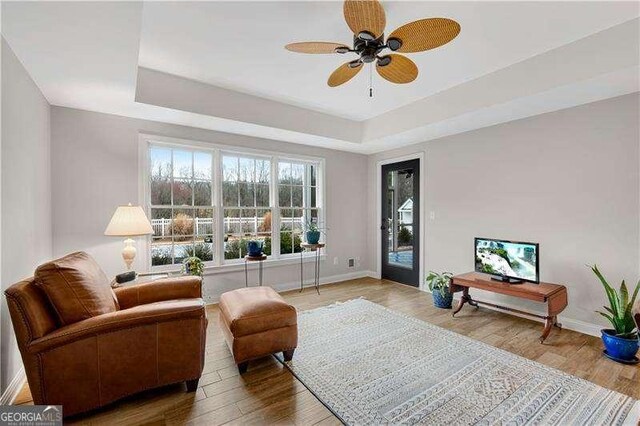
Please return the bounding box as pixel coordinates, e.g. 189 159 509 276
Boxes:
28 299 205 354
114 275 202 309
35 252 118 326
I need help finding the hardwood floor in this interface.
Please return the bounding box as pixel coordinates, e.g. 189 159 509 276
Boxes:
15 278 639 424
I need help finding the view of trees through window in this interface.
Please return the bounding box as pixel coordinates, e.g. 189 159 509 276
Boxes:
278 161 318 255
147 143 322 267
149 147 214 266
222 155 271 260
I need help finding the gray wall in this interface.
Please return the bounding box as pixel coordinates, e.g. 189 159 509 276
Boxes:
368 93 640 332
1 38 52 393
50 107 370 302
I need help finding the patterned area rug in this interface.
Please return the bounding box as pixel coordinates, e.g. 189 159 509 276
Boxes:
283 299 640 425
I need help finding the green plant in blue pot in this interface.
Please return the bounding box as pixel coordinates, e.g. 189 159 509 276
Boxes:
426 271 454 309
590 265 639 364
304 219 327 245
247 239 264 257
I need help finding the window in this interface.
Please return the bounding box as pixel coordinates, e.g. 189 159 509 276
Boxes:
222 154 272 260
149 146 214 266
277 161 319 255
143 137 324 270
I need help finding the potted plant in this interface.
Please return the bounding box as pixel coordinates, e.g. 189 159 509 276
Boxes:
426 271 454 309
304 219 327 245
590 265 639 363
247 239 264 257
182 256 204 277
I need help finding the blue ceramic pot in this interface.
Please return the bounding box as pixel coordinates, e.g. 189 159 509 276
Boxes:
247 240 263 257
433 289 453 309
306 230 321 244
601 329 639 361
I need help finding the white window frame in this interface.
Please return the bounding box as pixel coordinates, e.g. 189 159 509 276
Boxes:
138 134 326 273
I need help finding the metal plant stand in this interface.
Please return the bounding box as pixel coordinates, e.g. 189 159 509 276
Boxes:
300 243 325 294
244 254 267 287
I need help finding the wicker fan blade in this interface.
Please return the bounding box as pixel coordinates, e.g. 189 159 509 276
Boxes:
285 42 350 54
388 18 460 53
328 61 362 87
343 0 386 39
376 54 418 84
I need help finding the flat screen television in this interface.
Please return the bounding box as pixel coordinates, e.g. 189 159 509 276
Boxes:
475 237 539 283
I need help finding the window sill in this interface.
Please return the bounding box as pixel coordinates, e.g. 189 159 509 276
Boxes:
149 253 326 276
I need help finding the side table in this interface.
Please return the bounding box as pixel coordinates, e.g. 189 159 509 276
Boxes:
245 254 267 287
450 272 568 343
300 243 324 294
111 271 179 288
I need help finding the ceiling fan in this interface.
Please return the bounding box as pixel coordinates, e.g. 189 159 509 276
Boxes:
285 0 460 94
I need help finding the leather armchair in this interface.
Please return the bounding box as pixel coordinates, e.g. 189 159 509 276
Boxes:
5 274 208 417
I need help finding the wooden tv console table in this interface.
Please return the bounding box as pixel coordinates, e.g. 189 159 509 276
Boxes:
450 272 568 343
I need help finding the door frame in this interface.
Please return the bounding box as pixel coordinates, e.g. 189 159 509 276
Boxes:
375 152 425 289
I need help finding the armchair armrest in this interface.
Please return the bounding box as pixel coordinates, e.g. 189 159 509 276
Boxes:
28 299 205 354
114 275 202 309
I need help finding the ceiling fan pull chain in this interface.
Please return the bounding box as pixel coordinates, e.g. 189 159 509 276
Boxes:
369 64 373 98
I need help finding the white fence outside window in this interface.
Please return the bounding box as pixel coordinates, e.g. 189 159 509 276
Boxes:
151 217 303 237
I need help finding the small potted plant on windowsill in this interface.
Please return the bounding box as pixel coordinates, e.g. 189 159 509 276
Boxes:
182 256 204 277
426 271 454 309
590 264 639 364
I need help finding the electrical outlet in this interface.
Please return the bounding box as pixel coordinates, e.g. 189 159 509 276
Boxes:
348 258 355 268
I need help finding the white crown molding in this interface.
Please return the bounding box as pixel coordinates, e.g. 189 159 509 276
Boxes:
133 19 639 154
135 67 363 145
3 2 638 155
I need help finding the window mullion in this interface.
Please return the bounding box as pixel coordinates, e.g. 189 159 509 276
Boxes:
271 156 280 259
214 149 223 267
170 149 175 265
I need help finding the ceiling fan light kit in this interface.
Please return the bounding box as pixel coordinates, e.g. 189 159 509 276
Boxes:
285 0 461 95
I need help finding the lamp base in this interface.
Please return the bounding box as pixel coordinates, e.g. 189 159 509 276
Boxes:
122 238 137 270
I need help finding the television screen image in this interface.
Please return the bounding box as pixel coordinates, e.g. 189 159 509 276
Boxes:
475 238 539 283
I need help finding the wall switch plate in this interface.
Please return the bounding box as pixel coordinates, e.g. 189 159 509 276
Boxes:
333 257 339 265
429 211 436 220
348 258 355 268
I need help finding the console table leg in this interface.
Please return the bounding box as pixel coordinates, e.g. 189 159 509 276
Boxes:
540 316 555 343
452 288 469 317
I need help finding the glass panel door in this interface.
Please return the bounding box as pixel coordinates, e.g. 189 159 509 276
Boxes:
381 159 419 286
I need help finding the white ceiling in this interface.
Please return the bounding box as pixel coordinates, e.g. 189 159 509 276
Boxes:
139 1 639 121
2 1 639 154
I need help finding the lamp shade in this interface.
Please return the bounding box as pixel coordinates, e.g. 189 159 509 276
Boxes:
104 204 154 237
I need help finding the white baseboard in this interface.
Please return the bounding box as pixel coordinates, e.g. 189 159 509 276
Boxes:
467 298 602 337
368 270 382 279
203 273 604 338
271 269 372 293
205 269 374 305
551 316 602 337
420 288 603 338
0 367 26 405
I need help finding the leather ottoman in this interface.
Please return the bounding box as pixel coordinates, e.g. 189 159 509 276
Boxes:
219 287 297 373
